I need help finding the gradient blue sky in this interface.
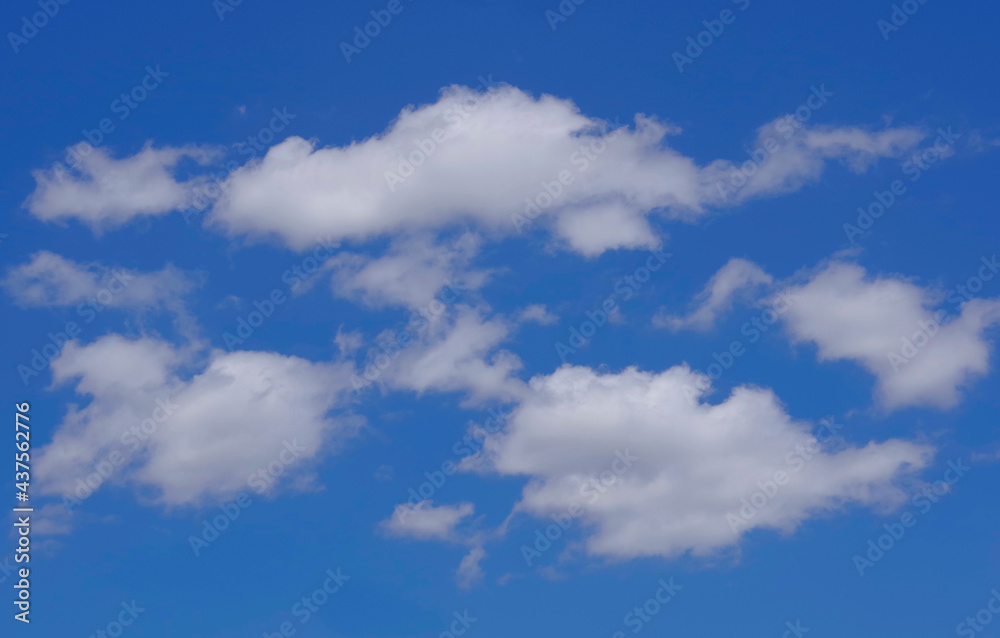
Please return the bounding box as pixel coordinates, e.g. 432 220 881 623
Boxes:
3 1 1000 637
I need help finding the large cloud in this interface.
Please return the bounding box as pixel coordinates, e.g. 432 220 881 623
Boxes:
468 364 931 559
208 85 923 254
24 85 924 257
35 335 359 506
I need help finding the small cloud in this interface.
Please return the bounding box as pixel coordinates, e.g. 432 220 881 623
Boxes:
456 545 486 589
335 325 364 357
381 500 474 542
374 464 394 482
216 294 242 309
31 504 74 536
518 304 558 325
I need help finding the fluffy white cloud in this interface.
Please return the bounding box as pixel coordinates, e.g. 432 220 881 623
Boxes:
206 86 922 254
329 233 488 309
23 86 919 254
382 500 475 541
2 251 193 310
654 257 772 331
26 144 216 229
781 260 1000 410
383 306 527 404
471 364 931 559
35 335 359 506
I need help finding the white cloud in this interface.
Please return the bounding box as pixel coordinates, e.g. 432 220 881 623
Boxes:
384 306 527 404
456 545 487 589
207 85 922 254
781 260 1000 410
654 257 772 331
26 144 216 229
2 250 194 310
518 304 559 325
35 335 359 506
702 120 926 204
17 85 916 255
329 233 487 309
472 364 931 560
382 500 475 541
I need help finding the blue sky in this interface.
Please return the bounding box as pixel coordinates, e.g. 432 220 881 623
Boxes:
3 0 1000 636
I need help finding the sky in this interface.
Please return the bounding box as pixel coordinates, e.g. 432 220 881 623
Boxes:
2 0 1000 636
